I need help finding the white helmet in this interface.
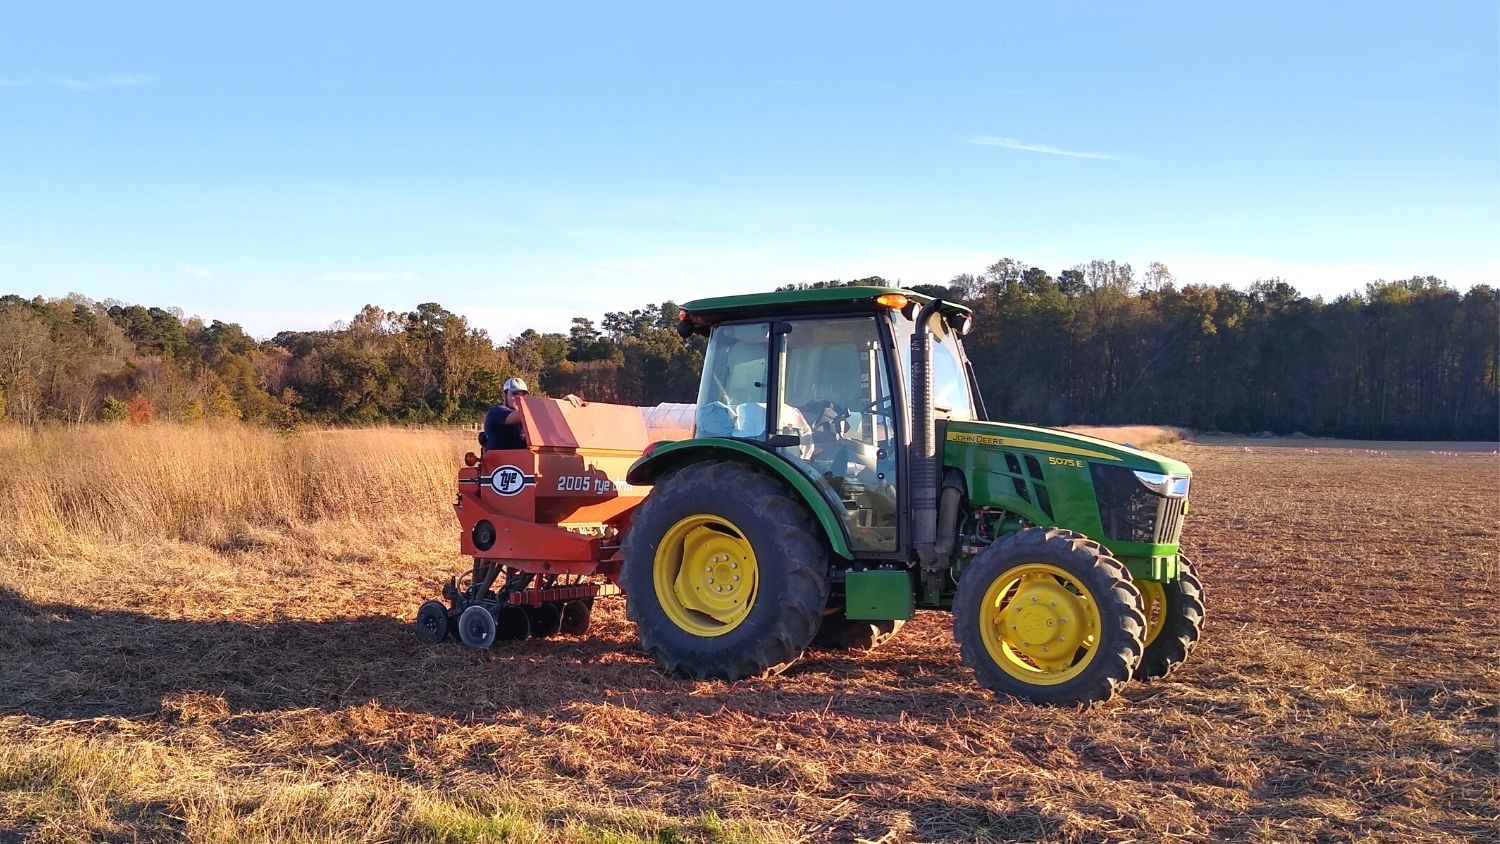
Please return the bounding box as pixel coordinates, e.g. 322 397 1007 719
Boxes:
502 377 529 394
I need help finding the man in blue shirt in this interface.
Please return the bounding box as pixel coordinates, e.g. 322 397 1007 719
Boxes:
481 378 584 451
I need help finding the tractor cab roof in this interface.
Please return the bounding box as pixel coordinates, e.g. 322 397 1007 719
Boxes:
679 286 973 335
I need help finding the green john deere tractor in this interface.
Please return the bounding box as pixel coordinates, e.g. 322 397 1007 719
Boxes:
621 287 1203 705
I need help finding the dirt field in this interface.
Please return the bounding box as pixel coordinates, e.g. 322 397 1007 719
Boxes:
1 427 1495 843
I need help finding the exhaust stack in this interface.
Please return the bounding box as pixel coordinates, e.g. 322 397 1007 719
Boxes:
910 298 943 597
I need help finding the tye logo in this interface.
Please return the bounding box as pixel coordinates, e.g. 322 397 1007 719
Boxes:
488 465 534 496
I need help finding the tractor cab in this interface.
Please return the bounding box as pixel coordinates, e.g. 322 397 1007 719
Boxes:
665 288 978 556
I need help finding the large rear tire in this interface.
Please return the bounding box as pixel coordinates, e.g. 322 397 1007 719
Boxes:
621 461 830 679
1134 555 1205 680
953 527 1145 706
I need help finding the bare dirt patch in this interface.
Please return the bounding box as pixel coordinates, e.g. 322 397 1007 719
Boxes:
1 431 1495 842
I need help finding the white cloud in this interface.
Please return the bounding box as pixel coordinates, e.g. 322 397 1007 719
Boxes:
319 271 416 283
54 75 153 91
184 266 214 279
965 135 1117 160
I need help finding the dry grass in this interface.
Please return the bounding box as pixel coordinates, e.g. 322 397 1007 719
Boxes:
0 425 466 557
1061 425 1186 449
1 424 1496 842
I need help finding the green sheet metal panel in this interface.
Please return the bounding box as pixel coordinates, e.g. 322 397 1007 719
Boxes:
844 569 915 620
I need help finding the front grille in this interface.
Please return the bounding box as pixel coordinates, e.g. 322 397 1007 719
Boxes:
1155 496 1186 545
1090 464 1157 543
1091 464 1188 545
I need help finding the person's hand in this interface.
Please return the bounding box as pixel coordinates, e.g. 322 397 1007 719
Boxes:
563 394 586 407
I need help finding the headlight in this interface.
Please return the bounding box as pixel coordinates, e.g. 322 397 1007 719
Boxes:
1133 470 1190 498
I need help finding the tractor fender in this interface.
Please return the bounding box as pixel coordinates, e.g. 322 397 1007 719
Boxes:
626 438 854 560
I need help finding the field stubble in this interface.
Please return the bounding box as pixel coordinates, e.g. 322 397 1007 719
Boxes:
0 424 1495 843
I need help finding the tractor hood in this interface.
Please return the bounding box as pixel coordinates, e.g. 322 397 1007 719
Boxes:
943 420 1191 478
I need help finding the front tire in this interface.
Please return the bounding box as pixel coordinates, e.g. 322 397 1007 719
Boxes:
954 527 1145 706
1134 555 1205 680
621 461 830 680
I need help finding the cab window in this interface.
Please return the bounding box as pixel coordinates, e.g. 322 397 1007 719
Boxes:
892 312 975 421
931 325 975 420
694 322 769 440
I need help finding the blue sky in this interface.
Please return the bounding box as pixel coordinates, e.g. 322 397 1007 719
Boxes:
2 2 1495 340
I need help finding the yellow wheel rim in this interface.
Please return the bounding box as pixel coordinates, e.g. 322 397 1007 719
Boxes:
1137 580 1166 647
979 563 1104 686
652 514 759 637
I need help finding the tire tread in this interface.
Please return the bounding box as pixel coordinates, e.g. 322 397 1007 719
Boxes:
1135 555 1206 681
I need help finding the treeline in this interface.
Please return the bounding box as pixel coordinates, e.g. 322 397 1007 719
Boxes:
0 296 702 427
1 259 1495 439
897 260 1496 440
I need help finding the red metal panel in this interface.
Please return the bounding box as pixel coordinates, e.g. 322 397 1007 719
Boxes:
518 397 650 454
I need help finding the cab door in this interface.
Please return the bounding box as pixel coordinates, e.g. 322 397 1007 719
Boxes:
773 316 900 553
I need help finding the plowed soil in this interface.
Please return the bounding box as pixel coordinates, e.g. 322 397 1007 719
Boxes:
2 439 1496 842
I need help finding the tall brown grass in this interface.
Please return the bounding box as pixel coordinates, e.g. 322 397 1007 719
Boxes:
0 424 471 558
